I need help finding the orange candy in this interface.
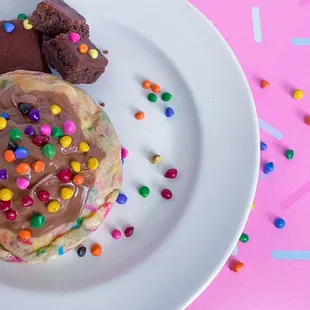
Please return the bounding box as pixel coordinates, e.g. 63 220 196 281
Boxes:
260 80 269 89
230 261 244 273
151 83 161 93
32 160 45 173
305 116 310 126
16 163 31 175
91 244 102 256
73 175 84 185
4 150 15 163
142 80 151 89
19 229 32 240
79 43 88 54
135 111 145 120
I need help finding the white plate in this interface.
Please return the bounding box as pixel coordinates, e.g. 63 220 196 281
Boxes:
0 1 259 309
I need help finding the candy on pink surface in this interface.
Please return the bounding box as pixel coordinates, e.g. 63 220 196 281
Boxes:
68 32 80 44
40 124 52 136
16 177 30 190
62 120 76 135
111 229 122 240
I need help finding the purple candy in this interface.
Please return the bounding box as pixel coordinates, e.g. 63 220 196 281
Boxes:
24 125 36 136
14 147 29 159
28 108 40 122
0 169 8 180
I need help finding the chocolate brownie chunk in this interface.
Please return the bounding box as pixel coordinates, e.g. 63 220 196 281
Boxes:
42 33 108 84
30 0 89 39
0 20 50 75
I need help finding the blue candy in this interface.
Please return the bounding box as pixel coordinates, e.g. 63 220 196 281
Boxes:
274 217 285 229
116 193 128 204
263 162 274 174
260 141 267 151
14 147 29 159
165 107 175 118
1 113 9 120
3 22 15 33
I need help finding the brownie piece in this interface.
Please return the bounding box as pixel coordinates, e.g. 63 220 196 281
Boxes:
0 20 50 75
42 33 108 84
30 0 89 39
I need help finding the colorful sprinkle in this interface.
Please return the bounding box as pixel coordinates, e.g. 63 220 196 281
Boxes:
293 89 304 100
111 229 122 240
16 163 31 175
24 125 36 136
23 19 33 30
0 188 13 201
28 108 40 122
3 22 15 33
139 186 150 198
230 261 244 273
19 229 31 240
88 49 99 59
150 154 161 164
14 147 29 159
78 141 90 153
60 187 74 200
1 112 9 120
116 193 128 204
285 149 294 160
32 160 45 173
72 175 84 185
20 196 34 207
148 93 157 103
4 150 15 163
260 141 267 151
87 157 99 170
165 107 175 118
18 103 32 115
58 246 65 256
161 189 172 200
164 168 178 179
260 80 269 89
0 200 11 211
91 244 102 256
40 124 52 136
16 177 30 190
274 217 285 229
124 226 134 238
68 32 80 44
0 169 8 180
135 111 145 120
52 127 64 138
42 144 56 158
70 161 81 173
78 43 88 54
77 246 86 257
60 136 72 148
142 80 152 89
151 84 161 94
121 147 129 159
6 209 17 221
49 104 61 115
239 233 249 243
0 117 7 130
37 190 50 202
162 92 172 102
252 7 262 43
9 128 22 141
263 162 274 174
47 200 60 213
62 120 76 135
305 116 310 126
17 13 27 21
57 168 73 183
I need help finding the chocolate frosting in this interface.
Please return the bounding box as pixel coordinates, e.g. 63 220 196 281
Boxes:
0 86 105 237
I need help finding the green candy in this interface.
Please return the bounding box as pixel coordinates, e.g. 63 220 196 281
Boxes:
30 214 45 228
42 144 56 158
17 13 27 20
9 128 22 141
285 149 294 160
147 93 157 103
51 127 64 139
239 233 249 243
162 92 172 102
1 80 8 89
139 186 150 198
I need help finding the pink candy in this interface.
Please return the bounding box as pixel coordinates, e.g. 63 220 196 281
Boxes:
16 177 30 190
111 229 122 240
40 124 52 136
69 32 80 44
62 120 76 135
121 148 129 159
6 209 17 221
124 226 134 238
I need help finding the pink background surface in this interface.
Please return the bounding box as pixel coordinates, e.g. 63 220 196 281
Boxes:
188 0 310 309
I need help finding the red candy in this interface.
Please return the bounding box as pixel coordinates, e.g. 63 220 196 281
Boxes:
38 190 50 202
21 196 34 207
57 168 73 183
124 226 134 237
32 135 49 147
6 209 17 221
0 200 11 211
161 189 173 200
164 168 178 179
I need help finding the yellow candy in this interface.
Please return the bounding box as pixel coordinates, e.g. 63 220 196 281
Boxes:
78 141 90 153
88 49 99 59
49 104 61 115
47 200 60 213
0 117 7 130
60 187 74 200
293 89 304 100
0 188 13 201
87 157 99 170
150 154 161 164
23 19 33 30
71 161 81 173
60 136 72 148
